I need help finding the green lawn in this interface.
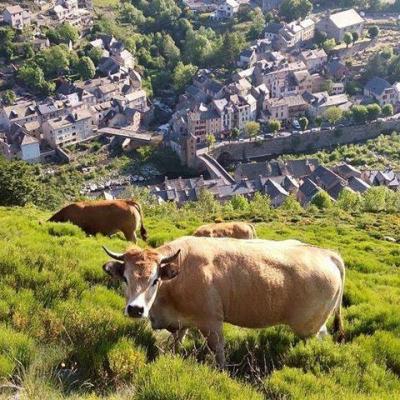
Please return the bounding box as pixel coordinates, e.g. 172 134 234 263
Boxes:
0 205 399 399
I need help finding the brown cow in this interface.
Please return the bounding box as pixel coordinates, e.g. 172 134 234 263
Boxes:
102 236 345 367
193 222 257 239
49 199 147 242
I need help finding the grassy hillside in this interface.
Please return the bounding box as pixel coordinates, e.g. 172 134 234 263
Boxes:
0 204 399 399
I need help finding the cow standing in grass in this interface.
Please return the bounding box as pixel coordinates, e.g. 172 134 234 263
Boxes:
49 199 147 242
102 236 345 368
193 222 257 239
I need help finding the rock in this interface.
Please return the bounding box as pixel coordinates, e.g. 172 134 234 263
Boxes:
383 236 397 243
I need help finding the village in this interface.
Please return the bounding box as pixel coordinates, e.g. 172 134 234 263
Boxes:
0 1 400 208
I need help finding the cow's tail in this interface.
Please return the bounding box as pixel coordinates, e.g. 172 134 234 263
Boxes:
249 223 257 239
130 201 148 242
331 254 345 343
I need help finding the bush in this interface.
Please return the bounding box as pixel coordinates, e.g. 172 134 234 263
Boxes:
0 325 35 379
108 337 147 383
336 188 361 212
135 354 263 400
310 191 333 209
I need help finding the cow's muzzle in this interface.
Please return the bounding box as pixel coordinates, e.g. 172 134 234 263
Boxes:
127 305 144 318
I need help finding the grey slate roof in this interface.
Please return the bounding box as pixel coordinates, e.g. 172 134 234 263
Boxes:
365 77 392 96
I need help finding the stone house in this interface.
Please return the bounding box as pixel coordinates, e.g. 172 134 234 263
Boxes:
3 5 31 29
364 77 397 106
0 102 39 130
265 95 308 121
42 110 94 148
300 49 327 72
215 0 239 19
277 18 315 49
316 9 364 42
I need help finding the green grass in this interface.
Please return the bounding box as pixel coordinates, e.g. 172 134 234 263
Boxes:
0 205 399 399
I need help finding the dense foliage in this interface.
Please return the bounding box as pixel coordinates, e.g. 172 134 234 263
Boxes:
281 132 400 170
0 198 399 398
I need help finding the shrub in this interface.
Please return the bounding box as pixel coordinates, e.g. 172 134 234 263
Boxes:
0 325 35 379
310 191 333 209
135 354 263 400
336 188 361 212
107 337 147 383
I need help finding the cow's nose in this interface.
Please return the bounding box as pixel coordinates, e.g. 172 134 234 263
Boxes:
127 305 144 318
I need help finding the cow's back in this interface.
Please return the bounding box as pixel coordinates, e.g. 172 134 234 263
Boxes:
193 222 254 239
49 200 137 235
154 237 342 334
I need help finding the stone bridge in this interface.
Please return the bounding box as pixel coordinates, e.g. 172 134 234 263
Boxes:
98 127 163 146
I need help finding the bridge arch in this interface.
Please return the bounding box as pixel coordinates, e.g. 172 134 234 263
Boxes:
216 151 234 168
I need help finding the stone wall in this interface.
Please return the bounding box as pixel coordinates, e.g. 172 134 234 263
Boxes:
209 118 400 164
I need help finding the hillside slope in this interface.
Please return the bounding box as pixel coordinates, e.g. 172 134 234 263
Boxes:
0 206 399 399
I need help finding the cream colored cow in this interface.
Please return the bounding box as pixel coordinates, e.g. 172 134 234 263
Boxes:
193 222 257 239
103 236 345 367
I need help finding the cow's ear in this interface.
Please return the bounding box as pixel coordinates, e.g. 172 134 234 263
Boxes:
103 261 125 279
159 250 181 281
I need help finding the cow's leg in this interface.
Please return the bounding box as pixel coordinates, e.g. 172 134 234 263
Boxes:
122 228 136 242
316 324 329 340
172 328 188 353
199 324 225 368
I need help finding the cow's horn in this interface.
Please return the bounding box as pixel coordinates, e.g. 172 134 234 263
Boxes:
161 249 181 264
102 246 124 261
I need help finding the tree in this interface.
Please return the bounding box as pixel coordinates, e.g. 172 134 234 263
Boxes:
22 43 34 59
352 31 359 44
321 79 333 94
268 119 281 133
311 190 333 209
382 104 394 117
244 121 260 140
280 0 312 22
368 25 380 39
249 192 271 218
343 32 352 48
351 105 368 124
159 34 180 68
39 45 70 77
324 106 343 125
337 188 361 212
77 56 96 80
315 30 327 46
299 116 309 131
322 38 336 53
248 7 265 39
315 116 323 127
230 127 240 141
0 158 40 206
366 103 381 121
229 194 249 211
88 47 104 66
171 62 197 92
18 64 45 90
1 90 16 106
119 3 146 27
221 32 245 67
56 23 79 43
205 134 216 150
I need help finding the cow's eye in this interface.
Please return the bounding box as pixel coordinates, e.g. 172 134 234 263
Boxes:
152 278 159 286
